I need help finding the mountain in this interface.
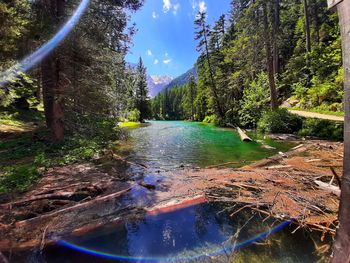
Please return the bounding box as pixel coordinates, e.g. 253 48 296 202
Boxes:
126 63 172 97
165 66 198 90
147 75 173 97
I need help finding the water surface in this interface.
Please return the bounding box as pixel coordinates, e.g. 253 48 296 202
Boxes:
123 121 292 170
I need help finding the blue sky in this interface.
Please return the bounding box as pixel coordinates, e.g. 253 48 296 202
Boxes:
126 0 231 78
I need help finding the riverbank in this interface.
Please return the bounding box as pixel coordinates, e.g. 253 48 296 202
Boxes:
0 137 341 256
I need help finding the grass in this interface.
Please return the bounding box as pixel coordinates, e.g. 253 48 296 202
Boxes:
119 121 141 128
0 110 121 194
0 132 106 193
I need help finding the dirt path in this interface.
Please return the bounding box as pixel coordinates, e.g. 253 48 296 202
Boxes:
288 109 344 122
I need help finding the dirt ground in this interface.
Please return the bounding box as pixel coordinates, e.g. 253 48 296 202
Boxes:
0 140 343 252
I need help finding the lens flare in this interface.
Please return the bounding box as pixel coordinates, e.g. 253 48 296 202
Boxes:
57 220 293 262
0 0 90 87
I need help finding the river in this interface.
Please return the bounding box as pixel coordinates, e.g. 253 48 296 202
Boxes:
123 121 292 170
13 121 328 262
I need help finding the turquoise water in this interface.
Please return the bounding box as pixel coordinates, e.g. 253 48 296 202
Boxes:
125 121 293 170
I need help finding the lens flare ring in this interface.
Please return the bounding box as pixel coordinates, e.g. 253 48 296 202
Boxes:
57 220 293 262
0 0 90 87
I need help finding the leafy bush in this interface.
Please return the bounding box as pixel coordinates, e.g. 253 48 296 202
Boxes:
239 73 270 128
298 119 343 140
258 108 303 134
127 109 141 122
203 114 217 124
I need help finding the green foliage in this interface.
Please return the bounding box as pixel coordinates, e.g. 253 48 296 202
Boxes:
203 115 217 124
0 165 40 193
239 73 270 128
258 109 303 134
127 109 141 122
298 119 343 140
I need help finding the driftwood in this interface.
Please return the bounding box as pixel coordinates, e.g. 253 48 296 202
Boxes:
205 161 250 169
265 165 292 170
237 127 252 142
12 187 132 228
314 180 341 197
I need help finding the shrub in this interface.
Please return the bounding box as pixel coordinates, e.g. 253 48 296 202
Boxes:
127 109 141 122
239 73 270 128
203 114 217 124
258 108 303 134
298 119 343 140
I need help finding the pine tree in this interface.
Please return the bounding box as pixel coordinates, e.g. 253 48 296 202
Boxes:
135 57 149 122
194 11 224 119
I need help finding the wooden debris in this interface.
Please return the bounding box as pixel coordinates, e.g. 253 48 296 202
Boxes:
237 127 252 142
314 180 341 197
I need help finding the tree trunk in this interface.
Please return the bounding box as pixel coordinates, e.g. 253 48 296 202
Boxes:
332 1 350 262
203 36 224 118
263 2 278 110
41 0 66 143
273 0 280 75
303 0 312 52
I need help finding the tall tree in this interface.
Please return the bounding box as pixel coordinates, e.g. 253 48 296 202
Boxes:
303 0 312 52
262 1 278 110
41 0 66 143
187 74 197 120
135 57 149 122
272 0 280 75
195 11 224 119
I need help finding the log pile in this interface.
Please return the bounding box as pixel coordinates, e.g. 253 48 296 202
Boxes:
204 142 343 238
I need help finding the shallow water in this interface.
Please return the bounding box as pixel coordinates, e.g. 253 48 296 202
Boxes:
15 203 326 263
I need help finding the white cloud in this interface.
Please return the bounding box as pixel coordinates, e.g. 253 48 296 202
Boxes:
173 3 180 15
154 59 159 65
191 0 197 10
199 1 207 13
152 11 159 19
163 59 172 64
147 49 153 56
163 0 172 13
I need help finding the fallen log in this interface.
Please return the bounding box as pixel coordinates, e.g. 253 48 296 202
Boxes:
12 187 132 228
237 127 252 142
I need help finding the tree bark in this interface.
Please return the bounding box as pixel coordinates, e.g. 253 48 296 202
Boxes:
332 1 350 262
41 0 66 143
263 2 278 110
303 0 312 52
273 0 280 75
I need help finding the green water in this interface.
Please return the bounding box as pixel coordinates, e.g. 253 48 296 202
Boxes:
126 121 293 170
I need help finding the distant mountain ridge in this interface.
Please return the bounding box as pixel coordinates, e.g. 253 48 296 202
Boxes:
126 62 172 97
165 66 198 90
147 75 173 97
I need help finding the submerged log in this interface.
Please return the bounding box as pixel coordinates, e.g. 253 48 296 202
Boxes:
237 127 252 142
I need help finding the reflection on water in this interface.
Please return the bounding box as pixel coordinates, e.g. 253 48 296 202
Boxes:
19 203 324 263
124 121 293 170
